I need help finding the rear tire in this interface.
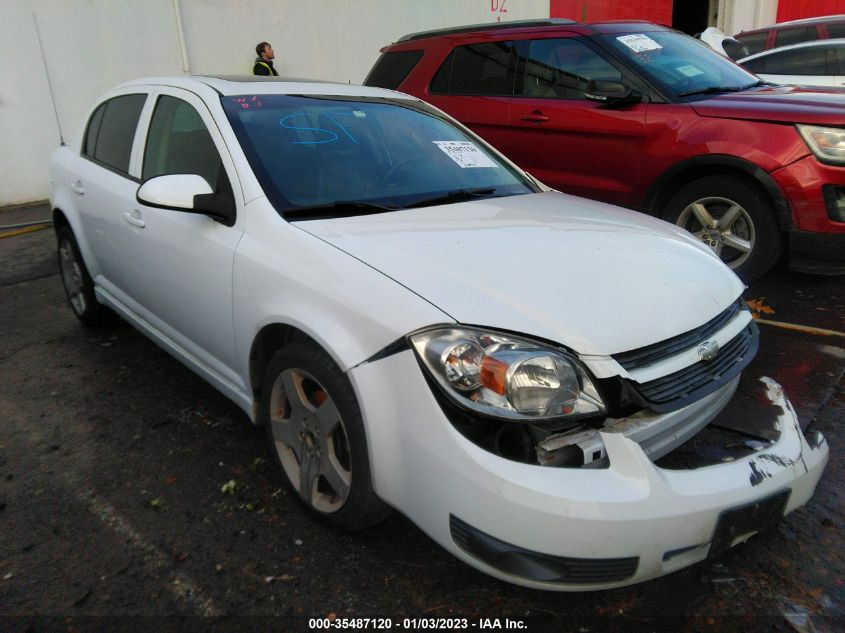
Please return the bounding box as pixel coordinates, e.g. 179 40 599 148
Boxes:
663 175 782 282
259 341 389 530
56 226 111 326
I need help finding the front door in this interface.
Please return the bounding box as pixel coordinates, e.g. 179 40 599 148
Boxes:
508 36 649 207
120 88 245 385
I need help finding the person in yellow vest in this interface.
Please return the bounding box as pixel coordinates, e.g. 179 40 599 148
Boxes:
253 42 279 76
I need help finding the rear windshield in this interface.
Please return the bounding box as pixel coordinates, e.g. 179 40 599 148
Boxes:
364 50 424 89
222 94 536 217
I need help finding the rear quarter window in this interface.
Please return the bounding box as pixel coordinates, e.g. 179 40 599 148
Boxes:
365 50 424 89
85 94 147 175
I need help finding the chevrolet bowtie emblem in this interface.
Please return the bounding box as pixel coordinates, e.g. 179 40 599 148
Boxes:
698 340 720 361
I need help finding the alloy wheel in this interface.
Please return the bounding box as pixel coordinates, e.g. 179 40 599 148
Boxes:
59 238 88 316
676 196 755 270
268 368 352 513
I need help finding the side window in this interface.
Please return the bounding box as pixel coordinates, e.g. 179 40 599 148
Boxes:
82 103 106 158
741 55 767 74
761 47 828 75
775 27 817 48
365 50 424 89
827 23 845 38
736 32 768 56
87 94 147 174
429 41 516 95
520 38 621 99
143 95 223 190
836 44 845 74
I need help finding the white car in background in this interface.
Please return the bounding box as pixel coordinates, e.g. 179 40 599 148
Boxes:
738 38 845 87
49 76 828 590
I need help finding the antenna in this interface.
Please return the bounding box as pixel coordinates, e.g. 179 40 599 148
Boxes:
33 12 65 145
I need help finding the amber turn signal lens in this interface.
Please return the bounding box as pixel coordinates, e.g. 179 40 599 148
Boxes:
480 356 509 395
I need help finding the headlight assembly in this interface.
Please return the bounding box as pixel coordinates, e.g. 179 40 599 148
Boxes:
797 124 845 166
410 327 606 422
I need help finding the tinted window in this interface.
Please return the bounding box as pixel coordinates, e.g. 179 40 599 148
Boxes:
91 94 146 174
601 31 757 97
775 27 817 47
827 23 845 38
430 41 516 95
83 103 106 158
736 32 768 55
222 95 535 214
836 44 845 73
760 46 829 75
365 51 424 89
520 38 621 99
143 95 222 189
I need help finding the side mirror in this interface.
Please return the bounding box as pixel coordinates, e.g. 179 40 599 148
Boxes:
137 174 235 226
585 79 641 106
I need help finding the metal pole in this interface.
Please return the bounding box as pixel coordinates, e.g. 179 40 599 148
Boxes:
32 12 64 145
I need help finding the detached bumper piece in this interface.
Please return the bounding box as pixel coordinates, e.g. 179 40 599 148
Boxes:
450 515 638 584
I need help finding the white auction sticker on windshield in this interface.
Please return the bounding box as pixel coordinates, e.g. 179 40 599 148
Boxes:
617 34 663 53
433 141 499 168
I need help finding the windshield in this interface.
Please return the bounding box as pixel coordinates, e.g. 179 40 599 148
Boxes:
222 94 537 218
600 30 761 97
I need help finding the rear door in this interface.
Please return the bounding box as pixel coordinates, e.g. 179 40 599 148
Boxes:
424 40 518 157
507 35 648 207
74 91 150 293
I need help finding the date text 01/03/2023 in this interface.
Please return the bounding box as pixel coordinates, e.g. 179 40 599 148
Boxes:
307 617 528 630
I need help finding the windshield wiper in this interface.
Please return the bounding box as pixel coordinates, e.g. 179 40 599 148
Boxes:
677 85 747 97
285 200 398 221
404 188 497 209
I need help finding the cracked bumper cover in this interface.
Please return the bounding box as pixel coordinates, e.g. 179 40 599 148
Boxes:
350 350 829 591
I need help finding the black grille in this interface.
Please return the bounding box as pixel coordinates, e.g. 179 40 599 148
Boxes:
450 515 638 584
633 323 758 408
613 300 744 371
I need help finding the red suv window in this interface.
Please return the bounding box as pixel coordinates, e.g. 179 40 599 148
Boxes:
775 26 818 47
430 41 516 95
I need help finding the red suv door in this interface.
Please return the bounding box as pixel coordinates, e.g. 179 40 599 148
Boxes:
507 35 649 207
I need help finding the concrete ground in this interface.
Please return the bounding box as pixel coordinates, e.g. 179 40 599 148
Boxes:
0 202 843 633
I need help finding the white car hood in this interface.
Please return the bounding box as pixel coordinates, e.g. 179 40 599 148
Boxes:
296 192 744 356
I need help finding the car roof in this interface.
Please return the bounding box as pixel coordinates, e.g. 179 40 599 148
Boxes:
390 19 669 44
115 75 418 100
738 37 845 63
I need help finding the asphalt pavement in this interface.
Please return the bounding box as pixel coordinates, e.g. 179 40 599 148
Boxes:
0 202 843 633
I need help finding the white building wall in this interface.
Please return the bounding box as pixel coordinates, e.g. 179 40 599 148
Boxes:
720 0 779 36
1 0 548 206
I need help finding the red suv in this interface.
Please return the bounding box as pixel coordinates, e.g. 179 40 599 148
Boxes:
365 19 845 281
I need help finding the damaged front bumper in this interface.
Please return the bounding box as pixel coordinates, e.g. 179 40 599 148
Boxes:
351 350 829 591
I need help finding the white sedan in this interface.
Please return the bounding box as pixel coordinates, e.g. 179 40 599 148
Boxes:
49 76 828 590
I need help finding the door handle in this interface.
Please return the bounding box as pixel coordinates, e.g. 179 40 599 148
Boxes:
70 180 85 195
122 211 146 229
520 113 550 123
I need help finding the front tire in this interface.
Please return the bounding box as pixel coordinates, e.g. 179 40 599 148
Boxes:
259 341 389 530
663 175 782 282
